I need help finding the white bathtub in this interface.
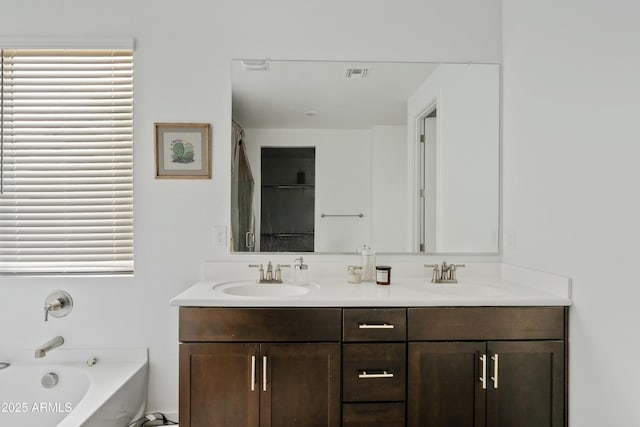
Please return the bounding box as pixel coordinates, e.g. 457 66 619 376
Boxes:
0 348 148 427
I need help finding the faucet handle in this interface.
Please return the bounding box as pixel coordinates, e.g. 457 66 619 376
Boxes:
44 291 73 322
44 299 61 322
248 263 264 272
424 264 441 283
449 264 466 282
275 264 290 282
249 264 265 282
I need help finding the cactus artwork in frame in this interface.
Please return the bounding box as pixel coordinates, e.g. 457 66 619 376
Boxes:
154 123 211 178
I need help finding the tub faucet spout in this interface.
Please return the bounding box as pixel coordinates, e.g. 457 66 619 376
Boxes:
35 336 64 358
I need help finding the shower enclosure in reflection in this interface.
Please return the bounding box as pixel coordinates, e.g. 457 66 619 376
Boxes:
230 121 256 251
260 147 315 252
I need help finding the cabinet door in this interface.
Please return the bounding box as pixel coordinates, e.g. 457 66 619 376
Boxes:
180 343 260 427
260 343 340 427
486 341 564 427
408 342 486 427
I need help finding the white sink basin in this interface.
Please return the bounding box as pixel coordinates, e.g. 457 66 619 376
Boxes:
422 282 505 297
212 281 318 298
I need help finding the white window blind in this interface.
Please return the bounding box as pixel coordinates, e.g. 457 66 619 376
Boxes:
0 49 133 274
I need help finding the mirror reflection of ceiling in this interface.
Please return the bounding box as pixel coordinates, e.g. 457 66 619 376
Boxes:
232 60 439 129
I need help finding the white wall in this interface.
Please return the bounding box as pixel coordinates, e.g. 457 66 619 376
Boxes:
502 0 640 425
407 63 500 253
314 131 371 252
371 125 409 251
0 0 502 415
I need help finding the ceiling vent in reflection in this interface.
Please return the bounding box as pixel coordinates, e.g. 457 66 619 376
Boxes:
344 67 369 79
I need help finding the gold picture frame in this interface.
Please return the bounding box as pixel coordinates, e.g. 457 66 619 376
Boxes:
154 122 211 179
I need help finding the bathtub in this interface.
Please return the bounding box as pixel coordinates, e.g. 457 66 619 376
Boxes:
0 348 148 427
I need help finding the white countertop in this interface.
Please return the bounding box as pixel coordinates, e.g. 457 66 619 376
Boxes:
170 263 572 307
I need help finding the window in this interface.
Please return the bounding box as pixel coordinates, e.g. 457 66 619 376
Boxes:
0 49 134 274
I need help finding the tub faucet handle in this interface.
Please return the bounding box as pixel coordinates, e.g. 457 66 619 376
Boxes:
44 291 73 322
44 300 61 321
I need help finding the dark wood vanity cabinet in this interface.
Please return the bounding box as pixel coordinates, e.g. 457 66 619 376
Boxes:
180 343 259 427
179 308 341 427
261 343 340 426
407 307 567 427
179 306 568 427
342 308 407 427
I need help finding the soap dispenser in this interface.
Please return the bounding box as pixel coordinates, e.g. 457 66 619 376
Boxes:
359 245 376 282
294 257 308 283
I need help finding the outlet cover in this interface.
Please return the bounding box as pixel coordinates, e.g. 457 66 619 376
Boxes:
214 225 227 247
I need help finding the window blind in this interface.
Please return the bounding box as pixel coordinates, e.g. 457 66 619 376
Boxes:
0 49 133 274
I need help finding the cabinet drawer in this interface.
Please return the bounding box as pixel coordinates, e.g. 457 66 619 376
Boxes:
343 308 406 342
179 307 341 342
408 307 566 341
343 403 405 427
343 343 406 402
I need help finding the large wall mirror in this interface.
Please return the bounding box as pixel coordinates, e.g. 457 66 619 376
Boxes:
231 60 500 254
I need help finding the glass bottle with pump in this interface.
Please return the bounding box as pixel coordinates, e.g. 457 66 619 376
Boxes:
359 245 376 282
294 257 308 283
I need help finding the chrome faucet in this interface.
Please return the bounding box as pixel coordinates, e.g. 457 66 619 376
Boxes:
424 261 466 283
35 336 64 358
249 261 290 283
265 261 274 281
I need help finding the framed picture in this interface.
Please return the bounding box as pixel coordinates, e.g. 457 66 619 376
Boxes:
154 123 211 179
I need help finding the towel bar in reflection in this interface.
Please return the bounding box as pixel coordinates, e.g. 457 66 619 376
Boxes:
320 213 364 218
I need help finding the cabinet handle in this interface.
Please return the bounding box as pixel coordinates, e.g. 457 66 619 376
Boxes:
262 356 268 392
358 370 394 379
245 231 255 248
479 354 487 390
250 355 256 392
358 323 395 329
491 354 499 389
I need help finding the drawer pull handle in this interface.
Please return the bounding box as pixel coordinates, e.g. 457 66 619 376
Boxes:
358 370 394 379
358 323 395 329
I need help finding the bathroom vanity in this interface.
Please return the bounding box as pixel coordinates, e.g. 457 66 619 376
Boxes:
179 308 341 426
172 263 571 427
